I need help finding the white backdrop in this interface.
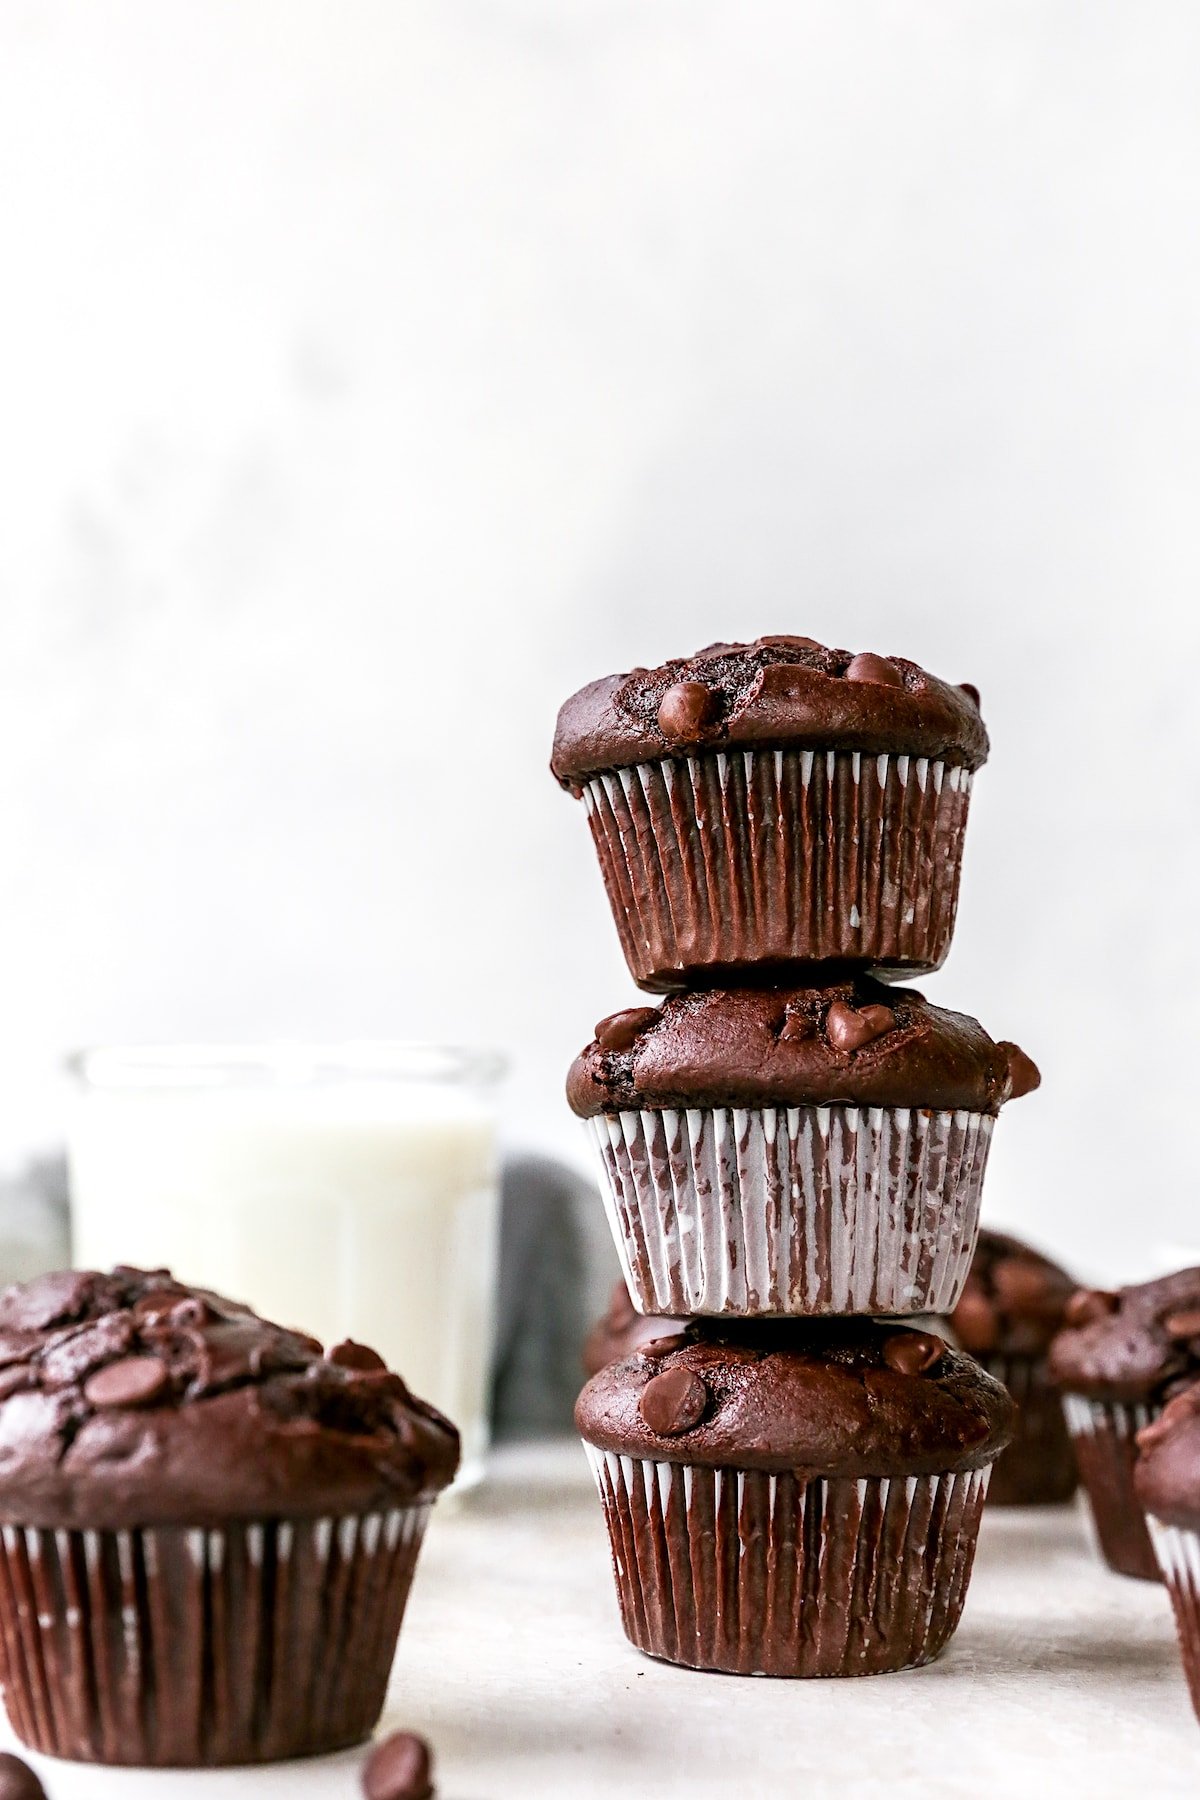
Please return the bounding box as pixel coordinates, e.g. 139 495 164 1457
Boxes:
1 1 1198 1280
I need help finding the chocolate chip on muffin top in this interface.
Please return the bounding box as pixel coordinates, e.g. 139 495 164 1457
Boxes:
575 1319 1014 1476
551 635 988 789
1048 1268 1200 1405
951 1229 1076 1358
568 977 1037 1117
0 1267 460 1529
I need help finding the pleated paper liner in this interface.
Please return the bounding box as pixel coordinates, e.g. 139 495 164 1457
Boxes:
1061 1396 1162 1580
582 748 974 991
1147 1520 1200 1721
582 1448 991 1676
974 1354 1077 1507
587 1104 992 1317
0 1504 428 1766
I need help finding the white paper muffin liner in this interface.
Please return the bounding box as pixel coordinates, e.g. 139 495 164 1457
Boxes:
1061 1395 1162 1580
587 1103 992 1317
582 748 974 989
1147 1519 1200 1719
0 1504 429 1766
581 1446 990 1676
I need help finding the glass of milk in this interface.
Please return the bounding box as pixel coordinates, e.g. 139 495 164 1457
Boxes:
67 1043 505 1489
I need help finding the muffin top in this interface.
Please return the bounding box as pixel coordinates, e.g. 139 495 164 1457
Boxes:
582 1282 687 1377
951 1229 1076 1359
1048 1268 1200 1404
1136 1387 1200 1531
567 977 1038 1118
551 635 988 790
575 1318 1014 1476
0 1267 460 1529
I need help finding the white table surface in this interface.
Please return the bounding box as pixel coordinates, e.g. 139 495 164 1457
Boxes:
4 1440 1199 1799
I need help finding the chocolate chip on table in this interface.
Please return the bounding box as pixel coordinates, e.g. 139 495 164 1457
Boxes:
0 1750 48 1799
639 1366 708 1435
1063 1289 1120 1329
362 1729 434 1800
83 1356 169 1409
844 651 904 687
825 1000 896 1053
999 1042 1041 1100
882 1332 944 1375
656 680 720 742
1163 1310 1200 1343
594 1008 659 1053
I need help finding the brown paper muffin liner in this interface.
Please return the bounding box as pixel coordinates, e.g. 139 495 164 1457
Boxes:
587 1104 991 1317
1147 1521 1200 1720
582 1447 990 1676
0 1504 429 1766
582 748 974 990
975 1354 1077 1507
1061 1396 1161 1580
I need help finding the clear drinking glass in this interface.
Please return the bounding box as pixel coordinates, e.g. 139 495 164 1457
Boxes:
67 1043 505 1489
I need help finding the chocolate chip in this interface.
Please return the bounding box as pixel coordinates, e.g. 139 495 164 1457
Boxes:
1064 1288 1120 1328
594 1007 659 1053
0 1269 96 1334
958 682 981 708
638 1335 684 1361
330 1340 388 1372
826 1000 896 1053
0 1752 47 1800
1000 1042 1041 1100
844 652 904 687
639 1366 707 1435
83 1356 169 1410
362 1729 434 1800
168 1297 217 1328
952 1287 1000 1354
779 1012 815 1042
1163 1310 1200 1343
756 633 823 652
656 680 720 742
882 1331 944 1375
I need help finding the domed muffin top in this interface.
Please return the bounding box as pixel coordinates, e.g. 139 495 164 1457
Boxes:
1048 1268 1200 1404
1136 1386 1200 1531
951 1229 1076 1358
568 977 1038 1117
582 1282 687 1377
0 1267 459 1529
551 635 988 789
575 1318 1014 1476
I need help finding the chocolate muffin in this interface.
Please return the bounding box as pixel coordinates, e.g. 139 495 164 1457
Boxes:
582 1282 686 1376
950 1229 1078 1506
1136 1389 1200 1718
569 979 1038 1319
1049 1268 1200 1580
576 1318 1013 1677
0 1267 459 1766
551 636 987 990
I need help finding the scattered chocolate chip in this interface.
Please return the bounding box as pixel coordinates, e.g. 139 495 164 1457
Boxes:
779 1012 815 1042
362 1729 434 1800
958 682 981 708
882 1331 944 1375
83 1355 169 1410
0 1750 48 1799
952 1287 1000 1354
330 1340 388 1372
1163 1310 1200 1343
656 680 720 742
844 652 904 687
826 1000 896 1054
639 1366 707 1435
1064 1288 1120 1329
1000 1042 1041 1100
594 1007 659 1053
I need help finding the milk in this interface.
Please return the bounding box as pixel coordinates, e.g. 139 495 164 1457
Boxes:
67 1056 502 1486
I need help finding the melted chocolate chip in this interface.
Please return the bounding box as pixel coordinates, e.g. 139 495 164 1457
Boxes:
844 652 903 687
83 1356 169 1409
826 1000 896 1054
594 1008 659 1053
639 1366 708 1435
656 680 720 742
882 1331 944 1375
1164 1310 1200 1343
779 1011 815 1042
331 1340 388 1372
638 1335 685 1361
1064 1288 1120 1329
1000 1043 1041 1100
362 1729 434 1800
755 633 823 652
958 682 981 708
0 1753 47 1800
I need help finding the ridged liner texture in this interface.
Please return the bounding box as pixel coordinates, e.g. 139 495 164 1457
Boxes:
973 1355 1077 1507
1147 1521 1200 1721
0 1504 429 1766
582 1448 990 1676
582 749 973 989
587 1104 992 1317
1061 1396 1162 1581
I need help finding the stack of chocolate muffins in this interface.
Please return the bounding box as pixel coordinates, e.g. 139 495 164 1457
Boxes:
553 636 1039 1678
